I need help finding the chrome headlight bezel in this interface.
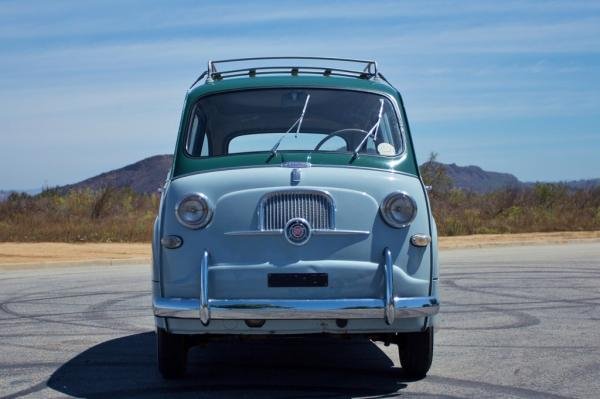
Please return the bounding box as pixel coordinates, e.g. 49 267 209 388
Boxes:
175 193 213 229
380 191 417 228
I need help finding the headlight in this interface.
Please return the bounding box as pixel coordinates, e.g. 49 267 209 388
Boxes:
175 193 213 229
380 191 417 228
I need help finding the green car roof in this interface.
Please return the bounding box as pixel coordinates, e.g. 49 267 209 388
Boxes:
172 75 420 178
187 75 400 101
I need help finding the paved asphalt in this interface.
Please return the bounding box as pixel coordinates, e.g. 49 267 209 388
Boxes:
0 243 599 398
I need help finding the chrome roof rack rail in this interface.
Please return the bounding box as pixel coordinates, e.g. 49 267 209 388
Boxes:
190 56 379 89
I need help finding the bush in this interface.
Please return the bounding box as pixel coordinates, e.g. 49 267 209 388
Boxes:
0 187 159 242
429 184 600 235
1 180 598 242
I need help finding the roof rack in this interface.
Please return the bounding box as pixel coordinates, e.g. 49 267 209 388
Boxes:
189 56 379 89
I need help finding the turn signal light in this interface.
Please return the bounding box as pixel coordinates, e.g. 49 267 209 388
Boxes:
160 235 183 249
410 234 431 247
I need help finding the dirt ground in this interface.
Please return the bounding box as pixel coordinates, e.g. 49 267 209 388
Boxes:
0 243 150 269
438 230 600 249
1 231 599 268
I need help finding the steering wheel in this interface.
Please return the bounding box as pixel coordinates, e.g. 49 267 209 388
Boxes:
313 128 370 152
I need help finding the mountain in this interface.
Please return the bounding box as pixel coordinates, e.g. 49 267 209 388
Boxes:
429 162 522 193
52 155 600 195
63 155 173 194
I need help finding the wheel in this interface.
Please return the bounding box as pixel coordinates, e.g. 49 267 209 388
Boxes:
156 327 188 379
397 327 434 378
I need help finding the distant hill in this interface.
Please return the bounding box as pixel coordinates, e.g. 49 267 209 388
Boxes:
40 154 600 195
429 162 522 193
63 155 173 194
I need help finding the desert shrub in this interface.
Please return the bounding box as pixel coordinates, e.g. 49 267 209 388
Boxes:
430 184 600 235
418 157 600 235
0 187 159 242
420 152 453 199
1 178 599 242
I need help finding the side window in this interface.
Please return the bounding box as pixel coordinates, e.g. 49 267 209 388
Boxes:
186 108 207 156
186 115 199 154
200 134 209 157
379 114 392 144
378 103 402 153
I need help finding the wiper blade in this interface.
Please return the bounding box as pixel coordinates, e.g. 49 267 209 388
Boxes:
270 94 311 156
352 99 384 159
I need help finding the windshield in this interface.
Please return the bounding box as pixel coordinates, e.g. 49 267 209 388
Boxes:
185 88 403 158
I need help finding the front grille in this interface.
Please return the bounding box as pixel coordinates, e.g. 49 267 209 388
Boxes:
261 191 334 230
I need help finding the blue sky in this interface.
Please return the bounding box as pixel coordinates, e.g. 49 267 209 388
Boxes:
1 0 599 190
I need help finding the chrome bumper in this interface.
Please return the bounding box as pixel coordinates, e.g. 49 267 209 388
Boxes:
154 248 439 325
154 296 439 320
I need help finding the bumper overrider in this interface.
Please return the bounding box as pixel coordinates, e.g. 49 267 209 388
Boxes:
153 248 439 325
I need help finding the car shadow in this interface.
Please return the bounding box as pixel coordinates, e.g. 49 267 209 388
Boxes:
47 331 416 398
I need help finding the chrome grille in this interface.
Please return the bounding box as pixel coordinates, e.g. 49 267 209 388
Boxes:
260 191 334 230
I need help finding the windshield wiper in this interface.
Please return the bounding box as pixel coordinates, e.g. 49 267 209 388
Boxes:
352 99 384 160
270 94 311 157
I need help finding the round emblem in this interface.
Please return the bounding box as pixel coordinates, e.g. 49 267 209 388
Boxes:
284 218 311 246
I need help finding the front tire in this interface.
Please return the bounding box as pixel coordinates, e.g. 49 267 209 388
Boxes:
398 327 434 378
157 327 188 379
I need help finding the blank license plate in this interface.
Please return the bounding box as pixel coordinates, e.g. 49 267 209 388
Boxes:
268 273 328 287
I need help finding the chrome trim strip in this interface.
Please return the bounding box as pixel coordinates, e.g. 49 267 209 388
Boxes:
224 229 369 236
224 230 284 236
281 161 311 168
384 247 395 325
211 298 382 319
199 250 210 325
153 296 439 320
154 298 201 319
312 229 370 236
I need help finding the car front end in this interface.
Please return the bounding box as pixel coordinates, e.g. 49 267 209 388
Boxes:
152 58 439 378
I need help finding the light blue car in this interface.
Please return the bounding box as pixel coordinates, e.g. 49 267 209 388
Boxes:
152 57 439 379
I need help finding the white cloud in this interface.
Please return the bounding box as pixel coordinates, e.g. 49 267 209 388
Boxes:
1 0 600 187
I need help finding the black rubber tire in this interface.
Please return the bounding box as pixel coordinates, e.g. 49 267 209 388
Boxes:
398 327 434 378
156 327 188 379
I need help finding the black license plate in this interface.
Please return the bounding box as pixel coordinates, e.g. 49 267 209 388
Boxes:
268 273 328 287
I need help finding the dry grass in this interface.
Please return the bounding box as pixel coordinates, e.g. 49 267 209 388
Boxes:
429 185 600 236
0 188 158 242
1 179 599 243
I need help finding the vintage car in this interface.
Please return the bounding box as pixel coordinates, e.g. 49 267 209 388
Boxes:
152 57 439 379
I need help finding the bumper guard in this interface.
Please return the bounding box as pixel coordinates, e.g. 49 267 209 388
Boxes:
154 248 439 325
